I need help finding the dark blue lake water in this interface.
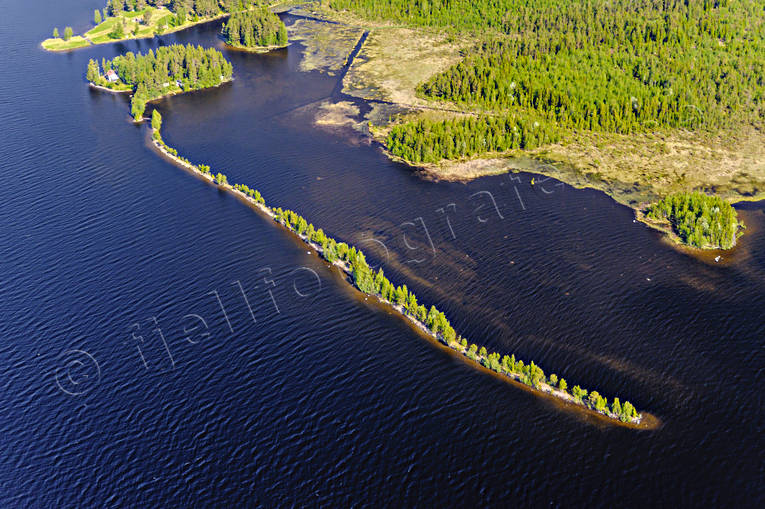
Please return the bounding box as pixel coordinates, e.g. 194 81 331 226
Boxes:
1 1 763 506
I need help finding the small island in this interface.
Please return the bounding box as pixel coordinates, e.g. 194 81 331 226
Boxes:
87 44 233 121
148 110 649 428
641 192 743 250
221 6 288 51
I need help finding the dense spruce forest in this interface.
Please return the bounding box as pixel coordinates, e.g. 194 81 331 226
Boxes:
222 7 288 48
387 114 559 163
105 0 254 18
331 0 764 158
87 44 233 120
646 192 741 249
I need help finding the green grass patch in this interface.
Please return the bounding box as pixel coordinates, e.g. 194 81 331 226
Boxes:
155 14 174 32
93 81 133 92
41 36 91 51
84 17 120 38
82 7 181 44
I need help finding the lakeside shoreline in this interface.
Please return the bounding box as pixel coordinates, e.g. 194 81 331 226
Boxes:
633 208 744 252
223 42 289 53
294 4 764 252
41 10 233 52
373 120 765 233
138 76 233 116
88 83 132 94
379 144 750 253
147 123 656 430
87 42 233 123
89 76 233 123
41 0 298 52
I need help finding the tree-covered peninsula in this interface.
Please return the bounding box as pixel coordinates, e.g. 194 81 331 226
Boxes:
645 192 742 250
43 0 264 51
148 112 646 427
87 44 233 121
387 114 560 164
222 7 288 50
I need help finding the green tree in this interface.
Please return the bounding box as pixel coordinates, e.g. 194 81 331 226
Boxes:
95 10 103 24
558 378 567 392
131 83 148 120
131 100 145 121
93 44 233 120
108 0 124 16
395 286 407 306
572 385 586 402
611 397 622 417
646 192 741 249
387 113 559 164
277 23 287 45
222 8 288 48
356 268 376 293
151 109 162 131
86 59 100 82
63 27 74 41
549 374 558 387
621 401 638 421
588 391 607 412
110 19 126 39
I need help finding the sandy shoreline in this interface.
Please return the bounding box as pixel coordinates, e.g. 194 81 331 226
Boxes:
224 42 289 53
89 83 131 94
